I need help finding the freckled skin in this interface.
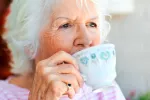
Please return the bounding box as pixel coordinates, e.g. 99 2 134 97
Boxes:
35 0 101 66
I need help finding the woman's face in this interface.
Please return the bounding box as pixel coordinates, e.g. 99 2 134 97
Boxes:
35 0 101 62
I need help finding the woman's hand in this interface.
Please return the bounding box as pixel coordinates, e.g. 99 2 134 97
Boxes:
28 51 83 100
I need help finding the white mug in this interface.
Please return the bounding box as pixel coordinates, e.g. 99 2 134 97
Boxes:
72 44 117 90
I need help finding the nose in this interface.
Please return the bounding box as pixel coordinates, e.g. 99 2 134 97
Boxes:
74 24 93 48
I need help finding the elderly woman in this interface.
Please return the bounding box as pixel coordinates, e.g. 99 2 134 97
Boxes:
0 0 125 100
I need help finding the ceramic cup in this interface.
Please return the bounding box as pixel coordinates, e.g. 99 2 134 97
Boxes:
72 44 117 90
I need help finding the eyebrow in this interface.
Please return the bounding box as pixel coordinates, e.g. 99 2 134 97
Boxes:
89 16 99 20
55 17 70 20
55 16 99 21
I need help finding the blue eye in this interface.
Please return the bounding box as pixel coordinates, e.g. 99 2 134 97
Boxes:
87 22 97 28
59 23 72 29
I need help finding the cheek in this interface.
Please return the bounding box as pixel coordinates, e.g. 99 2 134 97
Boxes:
39 31 75 57
96 33 101 43
92 31 101 45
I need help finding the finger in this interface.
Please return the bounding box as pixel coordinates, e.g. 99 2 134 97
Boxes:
46 51 79 70
59 74 80 93
67 86 76 99
46 81 67 100
29 73 43 100
44 73 79 93
55 64 83 87
41 64 83 87
38 79 50 100
43 74 76 99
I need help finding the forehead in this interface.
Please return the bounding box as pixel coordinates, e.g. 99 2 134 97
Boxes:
51 0 98 19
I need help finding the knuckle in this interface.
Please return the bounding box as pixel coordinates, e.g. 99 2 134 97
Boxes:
36 67 44 75
51 81 62 97
51 83 57 93
43 74 50 81
43 74 54 83
37 60 45 67
58 51 65 55
36 61 45 72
